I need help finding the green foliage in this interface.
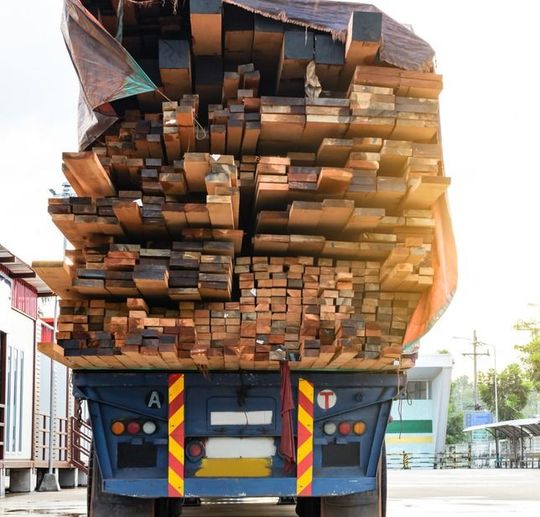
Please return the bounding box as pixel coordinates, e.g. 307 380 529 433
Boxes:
445 376 473 444
478 363 529 421
515 323 540 392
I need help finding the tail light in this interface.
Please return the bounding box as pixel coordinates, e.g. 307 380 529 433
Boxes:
323 421 337 435
142 420 157 435
127 421 142 435
111 421 125 435
353 421 366 435
338 421 352 435
186 440 205 461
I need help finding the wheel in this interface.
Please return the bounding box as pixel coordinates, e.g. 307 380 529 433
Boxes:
155 498 183 516
278 496 296 505
87 446 156 517
321 445 387 517
296 496 321 516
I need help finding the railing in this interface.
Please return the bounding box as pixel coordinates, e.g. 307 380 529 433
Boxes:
70 416 92 474
387 451 437 469
35 413 75 465
387 450 473 470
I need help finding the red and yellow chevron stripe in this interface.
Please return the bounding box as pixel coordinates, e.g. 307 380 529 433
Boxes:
168 373 185 497
296 378 314 496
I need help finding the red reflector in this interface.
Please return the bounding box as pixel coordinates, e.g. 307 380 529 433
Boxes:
127 421 141 435
338 421 352 435
188 442 203 458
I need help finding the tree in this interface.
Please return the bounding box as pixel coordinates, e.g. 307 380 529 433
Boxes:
515 319 540 392
445 376 473 444
478 363 529 421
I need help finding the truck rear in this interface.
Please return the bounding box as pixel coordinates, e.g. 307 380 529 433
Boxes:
35 1 456 516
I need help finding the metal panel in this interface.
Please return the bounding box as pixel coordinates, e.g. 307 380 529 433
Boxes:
74 371 398 498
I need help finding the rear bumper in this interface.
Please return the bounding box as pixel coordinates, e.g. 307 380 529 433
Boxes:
104 476 376 498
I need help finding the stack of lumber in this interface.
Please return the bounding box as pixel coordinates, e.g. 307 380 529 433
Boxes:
49 256 420 370
37 2 449 371
65 244 233 301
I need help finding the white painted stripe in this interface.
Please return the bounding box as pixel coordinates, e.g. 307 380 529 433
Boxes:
205 437 276 458
210 410 273 426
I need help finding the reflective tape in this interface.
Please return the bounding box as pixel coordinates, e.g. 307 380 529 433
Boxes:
168 373 185 497
296 378 314 496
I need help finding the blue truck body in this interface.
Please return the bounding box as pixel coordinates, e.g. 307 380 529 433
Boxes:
74 370 400 499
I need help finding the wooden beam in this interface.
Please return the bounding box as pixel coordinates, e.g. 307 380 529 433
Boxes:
277 28 314 96
190 0 223 56
159 40 192 100
340 11 382 89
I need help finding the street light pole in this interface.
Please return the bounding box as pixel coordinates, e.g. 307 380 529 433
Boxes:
483 343 499 423
39 183 71 492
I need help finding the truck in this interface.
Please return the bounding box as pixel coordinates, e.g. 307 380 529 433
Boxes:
36 1 457 516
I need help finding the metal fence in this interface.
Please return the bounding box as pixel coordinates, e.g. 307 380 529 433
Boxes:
388 437 540 470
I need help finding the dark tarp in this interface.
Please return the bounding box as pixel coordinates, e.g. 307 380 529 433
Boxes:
64 0 434 150
224 0 435 71
62 0 156 150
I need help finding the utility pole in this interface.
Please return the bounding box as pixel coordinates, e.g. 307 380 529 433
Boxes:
462 330 489 410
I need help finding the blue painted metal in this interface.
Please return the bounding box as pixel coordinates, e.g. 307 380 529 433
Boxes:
104 476 377 498
74 370 399 499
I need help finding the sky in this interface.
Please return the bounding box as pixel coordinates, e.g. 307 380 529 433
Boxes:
1 0 540 378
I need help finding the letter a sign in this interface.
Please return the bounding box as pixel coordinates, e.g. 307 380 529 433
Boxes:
146 390 163 409
316 389 337 410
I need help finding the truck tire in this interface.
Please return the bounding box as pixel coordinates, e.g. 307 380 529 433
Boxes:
87 447 156 517
321 446 387 517
155 498 183 516
296 496 321 516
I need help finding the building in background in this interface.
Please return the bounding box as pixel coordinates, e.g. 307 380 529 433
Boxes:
0 243 88 496
385 353 453 468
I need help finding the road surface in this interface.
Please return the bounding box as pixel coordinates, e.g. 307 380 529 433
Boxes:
1 469 539 516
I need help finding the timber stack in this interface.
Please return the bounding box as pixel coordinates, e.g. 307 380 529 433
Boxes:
35 0 451 372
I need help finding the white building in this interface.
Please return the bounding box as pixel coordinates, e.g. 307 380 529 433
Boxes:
385 353 453 468
0 243 86 495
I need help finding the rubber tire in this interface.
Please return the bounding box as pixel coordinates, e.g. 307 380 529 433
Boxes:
296 497 321 516
155 498 183 516
321 446 387 517
87 447 156 517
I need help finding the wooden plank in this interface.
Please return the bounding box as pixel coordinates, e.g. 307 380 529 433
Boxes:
31 261 81 299
194 56 223 110
159 40 192 99
63 152 116 198
223 4 254 65
315 34 344 91
190 0 222 56
317 167 352 195
277 28 314 96
340 11 382 88
252 15 283 94
183 153 210 192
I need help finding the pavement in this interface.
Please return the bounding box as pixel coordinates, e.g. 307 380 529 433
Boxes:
1 469 540 516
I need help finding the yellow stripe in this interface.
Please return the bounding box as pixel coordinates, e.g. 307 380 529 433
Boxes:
168 467 184 493
385 435 433 444
297 404 313 432
298 378 314 402
169 405 185 434
169 376 184 403
297 437 312 463
296 466 313 493
169 436 185 461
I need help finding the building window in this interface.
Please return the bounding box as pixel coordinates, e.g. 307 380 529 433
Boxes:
406 380 432 400
5 346 25 454
11 279 38 319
